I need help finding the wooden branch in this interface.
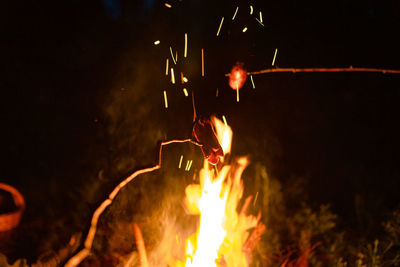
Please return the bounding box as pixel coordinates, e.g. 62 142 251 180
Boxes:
65 139 201 267
225 67 400 77
133 223 149 267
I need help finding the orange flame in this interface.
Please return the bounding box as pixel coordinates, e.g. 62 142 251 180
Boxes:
177 117 262 267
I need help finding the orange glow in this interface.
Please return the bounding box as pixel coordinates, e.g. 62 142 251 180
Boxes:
229 63 247 90
177 119 263 267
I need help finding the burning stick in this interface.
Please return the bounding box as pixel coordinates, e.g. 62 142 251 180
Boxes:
272 48 278 66
163 90 168 108
216 17 224 36
232 7 239 20
184 33 188 58
65 139 203 267
201 48 204 77
133 223 149 267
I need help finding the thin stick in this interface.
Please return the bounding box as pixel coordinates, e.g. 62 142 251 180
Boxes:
133 223 149 267
201 48 204 77
216 17 224 36
225 67 400 76
65 139 202 267
184 33 188 58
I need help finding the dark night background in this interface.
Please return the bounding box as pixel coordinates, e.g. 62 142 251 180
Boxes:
1 0 400 264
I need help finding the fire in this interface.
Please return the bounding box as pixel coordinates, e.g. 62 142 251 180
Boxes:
177 117 263 267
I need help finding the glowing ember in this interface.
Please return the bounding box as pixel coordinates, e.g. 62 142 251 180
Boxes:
177 118 263 267
229 63 247 90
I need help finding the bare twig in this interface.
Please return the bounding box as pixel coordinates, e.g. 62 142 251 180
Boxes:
225 67 400 77
133 223 149 267
65 139 201 267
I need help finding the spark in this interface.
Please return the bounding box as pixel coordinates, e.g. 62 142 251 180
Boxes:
255 18 264 26
259 11 263 23
163 90 168 108
216 17 224 36
250 5 253 15
165 58 169 76
154 40 160 45
216 88 219 97
232 7 239 20
250 75 255 88
171 68 175 84
242 27 248 33
236 84 239 102
253 192 259 206
165 3 172 8
184 33 188 58
170 46 176 64
222 115 228 126
185 160 193 171
272 48 278 66
183 76 188 83
201 48 204 77
183 88 189 97
187 160 193 171
176 51 178 63
178 155 183 168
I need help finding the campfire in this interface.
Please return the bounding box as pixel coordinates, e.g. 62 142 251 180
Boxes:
175 116 265 267
65 115 265 267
